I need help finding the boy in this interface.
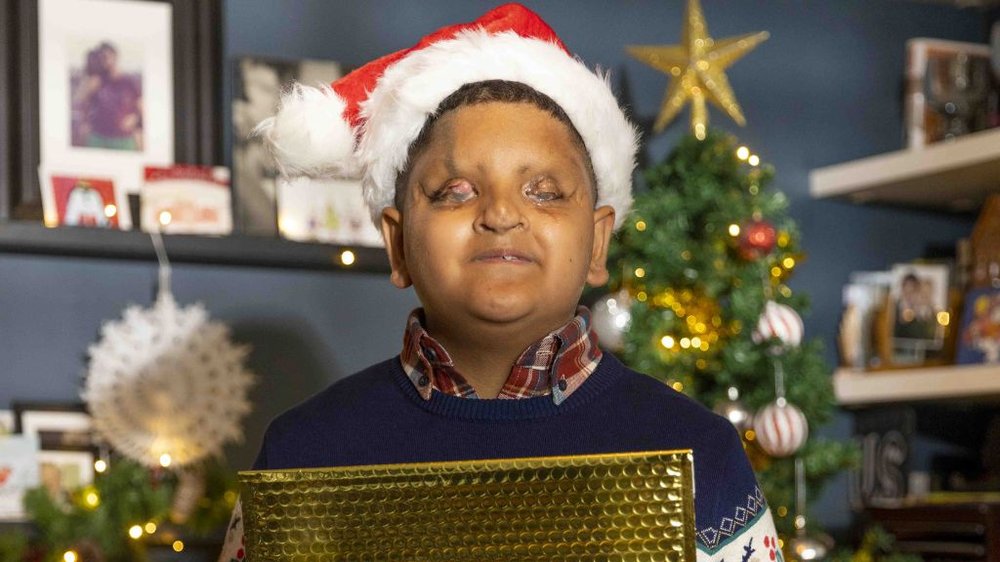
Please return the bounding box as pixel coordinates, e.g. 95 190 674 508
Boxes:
220 4 778 561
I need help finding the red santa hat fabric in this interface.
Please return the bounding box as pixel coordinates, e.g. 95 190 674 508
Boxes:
256 3 638 229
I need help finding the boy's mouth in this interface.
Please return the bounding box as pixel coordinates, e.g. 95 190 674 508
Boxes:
473 249 535 264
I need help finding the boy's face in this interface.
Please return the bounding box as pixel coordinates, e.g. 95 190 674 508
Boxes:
381 101 615 337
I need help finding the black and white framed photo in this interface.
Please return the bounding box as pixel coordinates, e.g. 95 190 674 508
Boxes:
38 0 173 196
12 402 95 503
232 55 348 236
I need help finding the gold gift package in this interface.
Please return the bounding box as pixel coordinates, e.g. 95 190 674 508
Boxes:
239 449 696 561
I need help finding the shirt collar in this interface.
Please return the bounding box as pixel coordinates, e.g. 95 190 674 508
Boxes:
399 307 602 405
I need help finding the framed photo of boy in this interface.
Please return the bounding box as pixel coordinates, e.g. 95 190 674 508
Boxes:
888 263 950 364
38 0 173 195
12 402 96 503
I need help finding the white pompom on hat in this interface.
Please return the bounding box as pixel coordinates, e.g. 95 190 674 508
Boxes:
256 3 639 229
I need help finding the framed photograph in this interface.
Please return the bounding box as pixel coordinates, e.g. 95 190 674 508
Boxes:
38 0 174 195
1 0 222 222
39 166 131 229
277 176 383 247
904 38 994 148
12 402 95 503
888 263 950 364
232 55 348 236
956 286 1000 365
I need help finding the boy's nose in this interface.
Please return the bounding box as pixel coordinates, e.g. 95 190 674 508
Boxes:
474 189 526 234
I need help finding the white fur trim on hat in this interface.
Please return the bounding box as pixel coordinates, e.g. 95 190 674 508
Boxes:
254 84 360 179
358 29 639 230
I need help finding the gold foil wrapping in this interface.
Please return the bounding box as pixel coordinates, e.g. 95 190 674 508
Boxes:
239 449 695 561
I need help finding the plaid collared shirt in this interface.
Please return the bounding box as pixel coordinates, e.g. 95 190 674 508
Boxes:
400 307 603 405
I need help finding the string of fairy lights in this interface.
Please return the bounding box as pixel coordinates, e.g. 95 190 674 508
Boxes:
622 145 800 384
57 451 242 562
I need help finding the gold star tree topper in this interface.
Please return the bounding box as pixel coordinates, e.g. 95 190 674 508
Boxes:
627 0 768 139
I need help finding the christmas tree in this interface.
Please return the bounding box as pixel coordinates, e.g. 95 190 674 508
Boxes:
601 130 858 536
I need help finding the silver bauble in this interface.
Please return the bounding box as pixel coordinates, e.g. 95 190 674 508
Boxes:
591 290 631 351
712 386 753 432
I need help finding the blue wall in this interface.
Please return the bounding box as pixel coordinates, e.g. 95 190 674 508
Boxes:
1 0 988 534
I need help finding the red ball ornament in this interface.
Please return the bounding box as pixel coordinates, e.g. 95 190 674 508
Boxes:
753 398 809 457
739 219 776 259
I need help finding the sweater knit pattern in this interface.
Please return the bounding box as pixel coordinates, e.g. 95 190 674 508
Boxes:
249 354 777 557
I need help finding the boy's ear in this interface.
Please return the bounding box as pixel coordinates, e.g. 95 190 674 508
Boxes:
380 207 412 289
586 205 615 287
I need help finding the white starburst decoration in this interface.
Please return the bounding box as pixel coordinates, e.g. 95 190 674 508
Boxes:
83 233 255 467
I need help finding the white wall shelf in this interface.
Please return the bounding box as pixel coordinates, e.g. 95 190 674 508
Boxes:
833 363 1000 406
809 128 1000 212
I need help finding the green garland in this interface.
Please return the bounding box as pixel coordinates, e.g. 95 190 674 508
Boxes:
608 130 860 535
3 456 236 562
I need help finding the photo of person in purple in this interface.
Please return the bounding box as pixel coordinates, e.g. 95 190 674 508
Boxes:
71 41 143 151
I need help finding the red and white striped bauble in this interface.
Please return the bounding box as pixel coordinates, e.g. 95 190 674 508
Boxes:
752 301 804 350
753 399 809 457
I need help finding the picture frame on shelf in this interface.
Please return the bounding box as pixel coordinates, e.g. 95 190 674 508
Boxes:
956 286 1000 365
13 402 92 452
12 402 96 503
0 0 222 222
904 38 995 149
231 55 348 237
886 263 951 366
38 0 174 197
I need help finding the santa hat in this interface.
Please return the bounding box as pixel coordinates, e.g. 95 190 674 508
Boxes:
257 3 638 229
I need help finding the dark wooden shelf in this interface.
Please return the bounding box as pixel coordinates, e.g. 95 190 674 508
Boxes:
0 221 390 273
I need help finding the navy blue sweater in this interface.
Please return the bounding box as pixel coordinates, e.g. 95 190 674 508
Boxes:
253 353 765 547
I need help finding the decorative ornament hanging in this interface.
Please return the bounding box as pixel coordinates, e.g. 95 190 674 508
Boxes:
591 290 632 351
754 360 808 457
752 300 804 351
738 218 777 260
83 233 255 468
626 0 769 138
712 386 753 433
754 398 809 457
